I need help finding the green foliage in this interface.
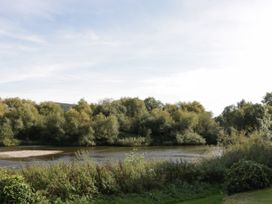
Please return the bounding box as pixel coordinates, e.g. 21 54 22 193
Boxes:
195 112 219 144
220 141 272 168
5 93 272 147
22 162 98 201
226 160 272 194
156 160 201 184
174 111 198 131
263 92 272 106
65 106 95 146
0 121 18 146
176 130 206 145
92 183 221 204
95 165 119 194
114 151 161 193
119 97 147 118
116 136 147 146
144 97 163 112
0 96 222 146
199 158 226 184
38 101 66 144
178 101 205 113
94 114 119 144
139 108 175 144
0 171 36 204
218 100 270 137
197 141 272 188
11 141 272 202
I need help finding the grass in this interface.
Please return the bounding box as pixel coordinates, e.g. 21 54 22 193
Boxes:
223 188 272 204
97 188 272 204
179 194 223 204
91 185 221 204
92 188 272 204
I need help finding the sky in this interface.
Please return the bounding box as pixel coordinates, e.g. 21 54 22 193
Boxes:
0 0 272 115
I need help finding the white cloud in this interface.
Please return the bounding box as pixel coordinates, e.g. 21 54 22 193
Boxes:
1 0 272 115
0 0 59 19
0 29 46 44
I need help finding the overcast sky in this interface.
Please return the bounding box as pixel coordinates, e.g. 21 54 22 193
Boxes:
0 0 272 115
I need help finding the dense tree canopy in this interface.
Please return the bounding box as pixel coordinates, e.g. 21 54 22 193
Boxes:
0 93 271 147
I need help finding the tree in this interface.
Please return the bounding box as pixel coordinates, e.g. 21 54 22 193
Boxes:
173 110 198 132
139 108 174 144
195 112 219 144
218 100 268 135
65 107 95 146
262 92 272 106
176 130 206 145
3 98 40 142
38 102 65 144
120 97 147 118
0 101 7 118
0 121 16 146
178 101 205 113
144 97 163 112
74 99 92 114
93 114 119 144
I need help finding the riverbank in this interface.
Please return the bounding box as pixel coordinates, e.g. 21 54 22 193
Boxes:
0 142 271 203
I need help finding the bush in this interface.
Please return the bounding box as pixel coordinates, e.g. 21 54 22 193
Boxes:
116 137 147 146
226 160 272 194
0 171 36 204
176 130 206 145
156 160 201 184
199 158 226 184
95 165 119 194
22 162 97 201
220 142 272 169
114 151 160 193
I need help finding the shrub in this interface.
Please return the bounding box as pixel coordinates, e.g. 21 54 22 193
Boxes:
95 165 119 194
114 151 160 193
199 158 226 184
0 171 36 204
22 162 97 201
220 142 272 169
156 160 201 184
226 160 272 194
176 130 206 145
116 137 147 146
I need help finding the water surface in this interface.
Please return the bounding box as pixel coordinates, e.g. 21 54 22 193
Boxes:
0 145 220 168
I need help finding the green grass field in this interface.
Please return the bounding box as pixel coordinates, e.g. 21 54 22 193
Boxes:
223 188 272 204
92 188 272 204
181 188 272 204
180 194 224 204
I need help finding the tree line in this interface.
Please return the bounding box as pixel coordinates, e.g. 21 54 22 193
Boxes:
0 93 271 146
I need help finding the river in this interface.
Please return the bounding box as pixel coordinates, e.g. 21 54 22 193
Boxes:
0 145 221 168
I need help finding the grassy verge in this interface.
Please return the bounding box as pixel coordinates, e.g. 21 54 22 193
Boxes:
180 193 223 204
92 188 272 204
223 188 272 204
92 185 221 204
